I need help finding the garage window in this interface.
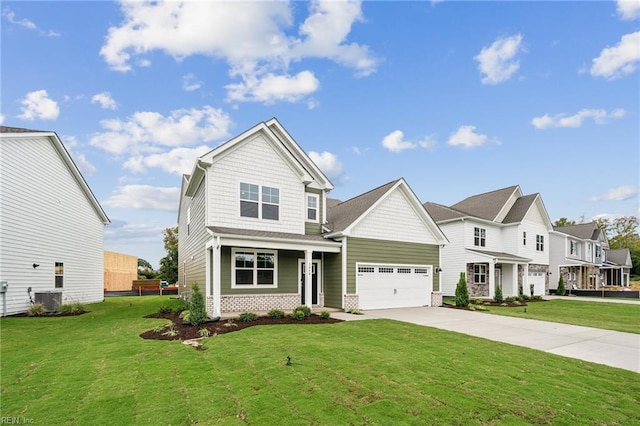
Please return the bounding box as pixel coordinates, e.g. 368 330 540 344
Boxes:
358 266 375 273
415 268 428 274
397 268 411 274
378 267 394 273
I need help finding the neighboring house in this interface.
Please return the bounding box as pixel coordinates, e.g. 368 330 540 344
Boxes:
602 249 633 287
0 126 110 315
549 223 615 290
178 118 448 316
104 251 138 291
424 185 553 298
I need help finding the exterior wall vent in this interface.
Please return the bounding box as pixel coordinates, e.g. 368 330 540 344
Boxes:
34 291 62 312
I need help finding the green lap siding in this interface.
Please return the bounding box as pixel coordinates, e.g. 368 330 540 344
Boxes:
346 237 441 293
323 252 342 308
221 248 299 295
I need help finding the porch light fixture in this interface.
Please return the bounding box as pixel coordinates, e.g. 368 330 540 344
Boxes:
32 263 40 269
435 267 443 273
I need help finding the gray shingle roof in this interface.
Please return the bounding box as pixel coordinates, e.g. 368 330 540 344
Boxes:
423 202 466 222
554 223 601 240
606 249 631 266
502 193 538 223
0 126 48 133
450 185 519 221
467 248 532 262
327 179 400 233
326 198 342 209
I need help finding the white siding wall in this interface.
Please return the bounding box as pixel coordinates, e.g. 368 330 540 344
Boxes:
548 233 567 289
464 220 503 253
351 189 439 244
206 135 305 234
438 223 468 296
178 176 208 294
0 136 105 315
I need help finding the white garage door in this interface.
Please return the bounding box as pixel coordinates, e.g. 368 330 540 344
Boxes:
528 271 545 296
357 264 432 310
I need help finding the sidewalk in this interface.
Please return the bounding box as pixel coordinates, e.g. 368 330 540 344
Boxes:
332 306 640 373
545 295 640 305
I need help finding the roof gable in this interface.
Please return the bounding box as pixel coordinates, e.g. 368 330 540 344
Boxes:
0 128 110 224
450 185 520 221
607 249 632 267
554 223 603 241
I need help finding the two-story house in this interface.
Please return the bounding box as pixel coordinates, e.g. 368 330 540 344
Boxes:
178 118 448 316
602 249 633 287
424 186 553 298
0 126 110 315
549 223 610 290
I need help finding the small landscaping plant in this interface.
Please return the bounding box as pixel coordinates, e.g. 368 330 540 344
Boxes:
291 309 306 321
319 310 331 320
179 310 191 323
346 309 363 315
27 302 46 317
494 283 504 304
158 305 173 314
294 305 312 317
60 301 86 315
188 283 207 326
557 275 566 296
267 309 285 319
223 319 237 328
530 284 535 297
238 312 258 322
198 328 211 337
162 326 178 337
455 272 469 307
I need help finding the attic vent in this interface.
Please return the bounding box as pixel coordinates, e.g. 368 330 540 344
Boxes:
34 291 62 312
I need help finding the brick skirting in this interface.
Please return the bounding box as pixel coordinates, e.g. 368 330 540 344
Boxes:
220 294 301 313
431 291 443 307
343 294 359 311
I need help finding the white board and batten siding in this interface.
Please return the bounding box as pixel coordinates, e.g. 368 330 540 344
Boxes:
0 135 106 316
206 134 306 234
351 189 439 244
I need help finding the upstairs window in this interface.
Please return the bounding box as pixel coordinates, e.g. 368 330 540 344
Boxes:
306 194 319 222
536 235 544 252
55 262 64 288
187 206 191 236
240 183 279 220
523 231 527 246
570 241 577 255
474 227 486 247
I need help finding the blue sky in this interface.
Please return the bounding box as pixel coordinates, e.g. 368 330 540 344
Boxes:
2 1 638 268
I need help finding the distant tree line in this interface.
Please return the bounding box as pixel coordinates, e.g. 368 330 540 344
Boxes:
137 226 179 284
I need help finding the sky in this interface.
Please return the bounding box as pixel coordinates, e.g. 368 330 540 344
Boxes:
1 0 639 268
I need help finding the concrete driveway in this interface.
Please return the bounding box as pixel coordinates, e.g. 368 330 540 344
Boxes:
333 307 640 374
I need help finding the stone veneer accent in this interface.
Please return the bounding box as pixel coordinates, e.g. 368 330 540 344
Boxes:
467 263 489 297
220 294 300 313
343 294 359 311
431 292 443 307
206 296 214 316
528 263 550 295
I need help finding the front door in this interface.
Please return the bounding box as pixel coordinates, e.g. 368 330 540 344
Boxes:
300 261 319 305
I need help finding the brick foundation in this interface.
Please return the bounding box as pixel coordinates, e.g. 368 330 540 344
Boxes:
343 294 359 311
220 294 300 313
431 291 443 307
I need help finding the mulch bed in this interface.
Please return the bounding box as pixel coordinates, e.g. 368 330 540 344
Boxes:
8 311 88 318
140 312 344 341
446 298 547 310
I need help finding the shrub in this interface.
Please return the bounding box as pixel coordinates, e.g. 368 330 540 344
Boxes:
267 309 285 319
173 305 186 315
198 328 211 337
319 310 331 320
179 310 191 323
494 283 503 304
557 275 566 296
455 272 469 307
347 309 363 315
291 309 306 320
188 283 207 326
27 302 46 317
294 305 311 317
238 312 258 322
224 319 237 328
158 305 173 314
60 301 86 315
162 326 178 337
530 284 535 297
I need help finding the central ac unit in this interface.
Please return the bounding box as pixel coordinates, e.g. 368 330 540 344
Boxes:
34 291 62 312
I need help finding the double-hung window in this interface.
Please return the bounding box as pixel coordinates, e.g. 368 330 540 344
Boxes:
473 264 486 284
523 232 527 246
570 241 577 256
306 194 319 222
240 183 279 220
536 235 544 252
55 262 64 288
474 227 486 247
233 249 277 287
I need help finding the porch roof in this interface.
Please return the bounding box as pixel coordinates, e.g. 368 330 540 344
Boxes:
207 226 341 252
466 248 532 263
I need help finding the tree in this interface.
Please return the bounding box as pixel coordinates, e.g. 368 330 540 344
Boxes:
188 283 207 326
557 275 566 296
554 217 576 228
596 216 640 276
455 272 469 307
494 282 503 304
158 226 178 284
137 258 157 279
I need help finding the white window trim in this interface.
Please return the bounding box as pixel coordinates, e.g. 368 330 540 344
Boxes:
474 227 486 247
239 182 280 221
473 263 487 284
305 193 320 223
536 234 544 252
231 248 278 289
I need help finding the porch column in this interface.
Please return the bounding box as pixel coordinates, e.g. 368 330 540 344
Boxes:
511 264 519 296
212 237 221 317
305 249 313 307
488 262 495 299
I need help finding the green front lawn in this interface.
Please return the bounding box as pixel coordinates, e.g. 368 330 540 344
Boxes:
1 296 639 425
479 299 640 334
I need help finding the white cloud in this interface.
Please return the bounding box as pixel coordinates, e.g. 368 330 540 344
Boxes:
226 71 320 104
591 31 640 80
18 90 60 121
447 125 488 148
0 114 5 125
60 135 97 175
2 8 59 36
309 151 343 181
89 106 232 155
475 34 524 84
531 108 625 129
381 130 437 153
91 92 117 110
617 0 640 20
103 185 181 211
590 185 637 202
105 219 166 243
182 73 202 92
124 145 211 175
100 0 377 103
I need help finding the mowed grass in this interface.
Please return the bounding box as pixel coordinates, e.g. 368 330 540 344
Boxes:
1 297 639 425
480 299 640 334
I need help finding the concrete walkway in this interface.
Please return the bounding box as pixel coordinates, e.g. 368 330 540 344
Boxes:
545 295 640 305
332 307 640 373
